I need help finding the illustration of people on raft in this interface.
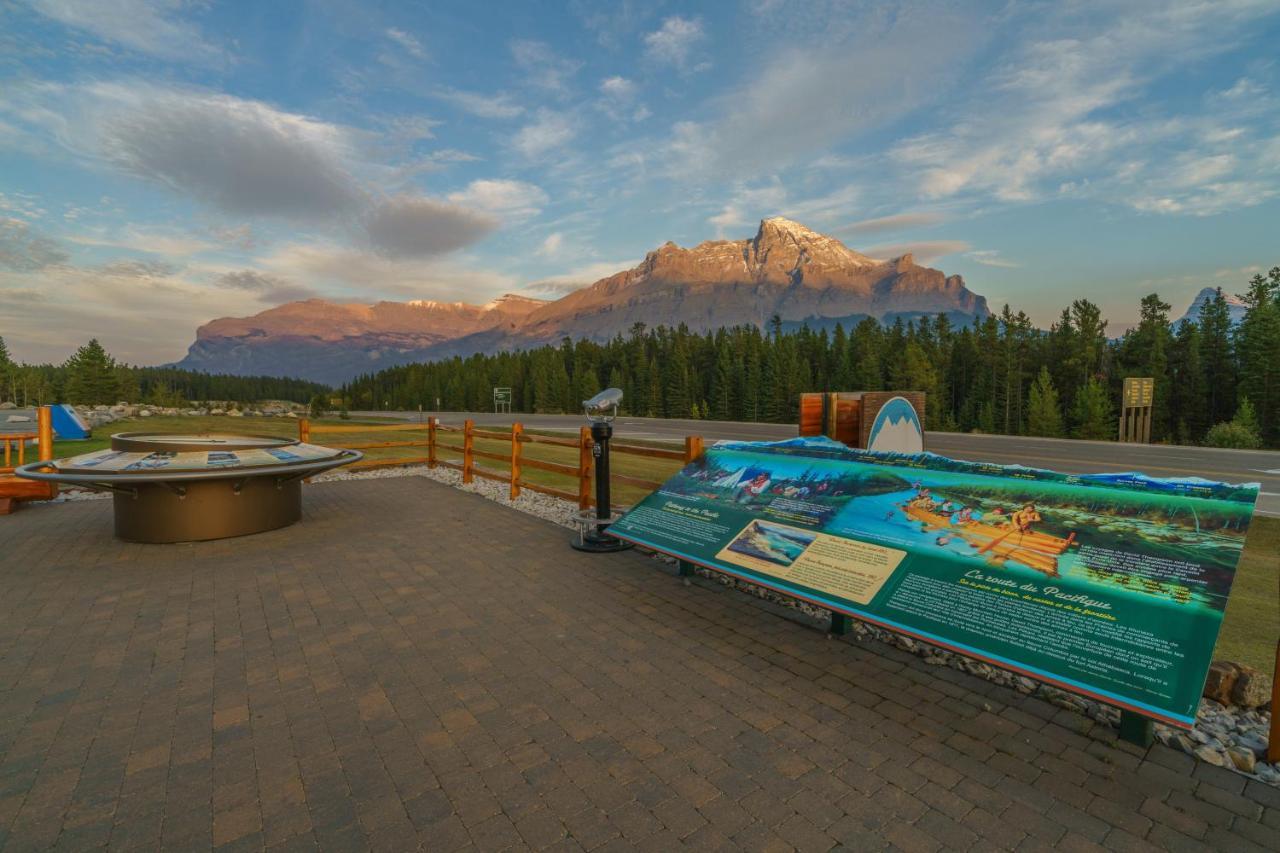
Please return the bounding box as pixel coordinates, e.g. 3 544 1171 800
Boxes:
901 487 1074 577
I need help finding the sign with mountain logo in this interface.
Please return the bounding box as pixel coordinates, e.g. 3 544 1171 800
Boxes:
609 437 1261 728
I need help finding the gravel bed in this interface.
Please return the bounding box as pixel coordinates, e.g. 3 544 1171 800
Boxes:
50 462 1279 785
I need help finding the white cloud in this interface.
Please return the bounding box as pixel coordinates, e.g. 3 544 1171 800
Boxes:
512 110 576 159
865 240 970 264
257 241 517 303
67 225 217 257
433 88 524 119
447 179 548 219
28 0 222 63
599 76 636 99
37 83 369 220
523 259 637 297
1219 77 1266 100
889 2 1280 216
364 195 498 258
385 27 426 59
215 270 316 303
510 40 581 94
643 16 705 69
95 258 179 277
0 218 69 271
535 232 563 258
966 250 1019 269
656 7 982 180
842 212 947 235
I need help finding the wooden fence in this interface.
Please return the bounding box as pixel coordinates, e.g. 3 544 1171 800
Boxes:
300 418 703 510
0 407 57 514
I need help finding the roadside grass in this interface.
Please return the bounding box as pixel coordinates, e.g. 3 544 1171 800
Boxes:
1215 515 1279 674
49 415 1278 672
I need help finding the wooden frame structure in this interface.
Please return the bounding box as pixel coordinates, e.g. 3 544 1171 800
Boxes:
300 418 704 511
0 406 57 515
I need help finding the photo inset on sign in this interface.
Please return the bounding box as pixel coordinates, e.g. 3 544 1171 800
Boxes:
725 519 816 568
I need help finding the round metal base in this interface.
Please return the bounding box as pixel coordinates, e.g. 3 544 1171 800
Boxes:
113 477 302 544
570 530 634 553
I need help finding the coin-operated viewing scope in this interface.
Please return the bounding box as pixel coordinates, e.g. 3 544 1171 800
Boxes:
572 388 632 553
583 388 622 422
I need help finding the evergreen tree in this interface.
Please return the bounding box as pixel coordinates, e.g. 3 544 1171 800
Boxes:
1071 378 1113 440
1026 367 1064 437
62 339 120 405
1198 288 1235 427
1234 268 1280 444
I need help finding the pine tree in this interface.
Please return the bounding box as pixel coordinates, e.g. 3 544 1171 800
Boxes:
1026 368 1064 437
1072 378 1113 440
1198 288 1235 427
1234 268 1280 444
62 339 120 405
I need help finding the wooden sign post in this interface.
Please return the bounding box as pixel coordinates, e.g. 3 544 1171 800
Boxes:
1119 377 1154 443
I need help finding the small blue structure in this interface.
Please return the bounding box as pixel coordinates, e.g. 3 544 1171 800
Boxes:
50 404 91 440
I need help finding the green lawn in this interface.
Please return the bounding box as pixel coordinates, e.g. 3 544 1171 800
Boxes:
49 415 1279 673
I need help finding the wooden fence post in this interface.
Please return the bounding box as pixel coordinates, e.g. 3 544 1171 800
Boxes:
1269 641 1279 765
683 435 704 464
37 406 53 463
299 418 311 443
510 422 523 500
427 417 437 469
578 426 592 510
462 419 474 484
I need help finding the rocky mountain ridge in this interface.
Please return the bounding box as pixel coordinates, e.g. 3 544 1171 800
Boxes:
177 217 989 384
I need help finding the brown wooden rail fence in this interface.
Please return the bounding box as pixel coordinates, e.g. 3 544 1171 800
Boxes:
0 406 57 515
300 417 704 511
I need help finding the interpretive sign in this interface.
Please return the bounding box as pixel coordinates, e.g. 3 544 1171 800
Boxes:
609 437 1260 727
56 442 340 473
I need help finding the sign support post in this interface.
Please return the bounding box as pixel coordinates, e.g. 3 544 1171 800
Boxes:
1119 377 1155 443
1118 711 1154 747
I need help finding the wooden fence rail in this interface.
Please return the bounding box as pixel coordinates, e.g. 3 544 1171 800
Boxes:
299 417 703 510
0 406 57 515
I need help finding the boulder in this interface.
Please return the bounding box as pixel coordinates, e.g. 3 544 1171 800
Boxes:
0 401 15 409
139 410 153 418
1229 666 1272 709
5 414 32 423
1203 661 1240 705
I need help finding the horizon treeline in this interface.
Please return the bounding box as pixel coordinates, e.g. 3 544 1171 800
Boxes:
0 337 328 407
341 267 1280 450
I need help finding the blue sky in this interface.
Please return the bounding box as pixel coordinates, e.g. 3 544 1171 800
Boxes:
1 0 1279 365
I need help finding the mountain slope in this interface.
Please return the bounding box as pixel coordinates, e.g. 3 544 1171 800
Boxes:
1177 286 1248 326
175 218 989 383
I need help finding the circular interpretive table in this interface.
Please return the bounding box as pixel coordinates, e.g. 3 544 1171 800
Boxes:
15 432 362 543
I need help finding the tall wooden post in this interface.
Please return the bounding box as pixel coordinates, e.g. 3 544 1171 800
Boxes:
1269 640 1280 765
683 435 704 464
299 418 311 443
427 417 437 469
578 426 592 511
37 406 53 462
462 419 474 484
510 422 523 500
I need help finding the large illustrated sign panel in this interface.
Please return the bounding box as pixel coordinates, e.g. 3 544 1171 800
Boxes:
609 437 1260 727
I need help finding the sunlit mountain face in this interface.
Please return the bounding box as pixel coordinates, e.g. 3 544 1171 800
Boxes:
2 1 1279 366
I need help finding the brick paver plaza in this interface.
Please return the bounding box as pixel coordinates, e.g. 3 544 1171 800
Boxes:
1 477 1277 851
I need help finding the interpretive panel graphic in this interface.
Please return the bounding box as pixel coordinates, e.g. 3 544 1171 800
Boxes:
609 437 1261 727
57 442 340 473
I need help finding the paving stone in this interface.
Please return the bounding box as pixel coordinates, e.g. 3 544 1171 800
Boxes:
0 477 1272 852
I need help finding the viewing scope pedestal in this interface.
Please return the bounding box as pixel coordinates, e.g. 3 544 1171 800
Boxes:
572 389 633 554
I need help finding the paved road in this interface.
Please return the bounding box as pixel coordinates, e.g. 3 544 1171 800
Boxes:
352 411 1280 516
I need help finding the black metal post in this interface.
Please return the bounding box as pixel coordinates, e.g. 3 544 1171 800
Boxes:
592 421 611 536
571 419 632 553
